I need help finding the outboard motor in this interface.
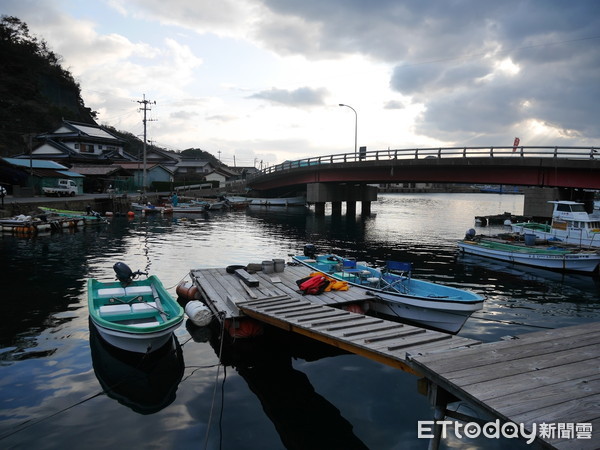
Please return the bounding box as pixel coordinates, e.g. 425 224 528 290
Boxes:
113 262 134 283
465 228 476 240
303 244 317 259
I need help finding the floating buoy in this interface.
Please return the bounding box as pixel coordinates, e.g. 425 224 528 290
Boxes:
184 301 213 327
176 281 200 300
343 304 365 314
105 211 114 217
224 318 263 338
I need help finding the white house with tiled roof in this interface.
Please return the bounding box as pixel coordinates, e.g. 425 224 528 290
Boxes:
31 120 134 162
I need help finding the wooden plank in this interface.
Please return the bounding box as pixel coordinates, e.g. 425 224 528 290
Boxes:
490 373 600 417
443 341 600 386
235 268 259 286
413 322 600 373
239 279 258 298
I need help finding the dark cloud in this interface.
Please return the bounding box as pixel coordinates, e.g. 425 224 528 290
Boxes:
256 0 600 142
249 86 329 106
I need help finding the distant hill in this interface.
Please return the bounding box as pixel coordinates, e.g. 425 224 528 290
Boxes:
0 16 221 167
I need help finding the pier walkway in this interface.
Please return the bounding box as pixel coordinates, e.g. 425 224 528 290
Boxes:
189 263 599 448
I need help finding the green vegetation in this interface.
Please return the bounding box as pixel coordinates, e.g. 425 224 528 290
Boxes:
0 15 221 166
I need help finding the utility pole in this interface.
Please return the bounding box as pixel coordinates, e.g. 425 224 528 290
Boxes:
217 150 221 162
137 94 156 192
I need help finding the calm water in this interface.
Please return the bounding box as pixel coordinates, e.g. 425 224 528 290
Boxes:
0 193 598 449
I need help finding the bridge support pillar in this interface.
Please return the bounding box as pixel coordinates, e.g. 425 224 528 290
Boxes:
314 202 325 215
331 201 342 215
361 201 371 215
346 201 356 215
307 183 377 215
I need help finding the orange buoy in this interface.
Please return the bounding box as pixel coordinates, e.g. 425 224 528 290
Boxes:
343 304 365 314
127 211 135 217
176 282 200 300
224 318 263 338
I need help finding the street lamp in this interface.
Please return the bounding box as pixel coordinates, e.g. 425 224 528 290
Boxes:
339 103 357 156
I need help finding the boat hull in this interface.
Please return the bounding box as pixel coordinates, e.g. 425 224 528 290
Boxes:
292 254 483 334
87 276 184 354
458 240 600 273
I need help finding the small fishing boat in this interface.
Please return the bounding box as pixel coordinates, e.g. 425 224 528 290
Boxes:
249 196 306 207
511 200 600 247
130 202 173 215
293 245 484 334
39 206 107 223
458 229 600 273
88 263 184 354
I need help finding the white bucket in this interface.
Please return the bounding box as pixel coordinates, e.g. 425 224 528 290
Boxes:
262 260 274 273
273 258 285 272
185 301 213 327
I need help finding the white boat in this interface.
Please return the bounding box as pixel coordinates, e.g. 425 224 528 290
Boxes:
131 202 173 214
249 196 306 207
88 263 184 354
293 245 484 334
511 201 600 247
458 230 600 273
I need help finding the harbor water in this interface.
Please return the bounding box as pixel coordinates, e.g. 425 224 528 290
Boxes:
0 193 598 449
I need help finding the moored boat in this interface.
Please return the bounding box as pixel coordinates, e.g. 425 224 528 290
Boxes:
249 196 306 207
293 245 484 334
511 201 600 247
39 206 108 223
458 229 600 273
87 263 184 354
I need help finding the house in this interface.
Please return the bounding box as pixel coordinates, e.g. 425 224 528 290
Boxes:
204 166 240 188
173 160 216 180
0 157 84 195
29 120 135 163
116 162 174 190
69 164 134 193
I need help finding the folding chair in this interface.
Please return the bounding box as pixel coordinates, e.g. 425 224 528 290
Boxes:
341 259 362 280
380 261 412 293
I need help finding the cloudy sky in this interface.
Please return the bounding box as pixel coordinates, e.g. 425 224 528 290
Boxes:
2 0 599 167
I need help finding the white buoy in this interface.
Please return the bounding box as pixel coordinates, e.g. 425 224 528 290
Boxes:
185 301 212 327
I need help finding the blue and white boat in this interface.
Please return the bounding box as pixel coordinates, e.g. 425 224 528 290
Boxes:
293 245 484 334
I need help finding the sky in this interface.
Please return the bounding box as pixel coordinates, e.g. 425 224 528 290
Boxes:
2 0 600 168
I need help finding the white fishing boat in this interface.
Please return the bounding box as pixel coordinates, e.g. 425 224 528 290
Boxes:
293 245 484 334
511 201 600 247
249 196 306 207
458 230 600 273
88 263 184 354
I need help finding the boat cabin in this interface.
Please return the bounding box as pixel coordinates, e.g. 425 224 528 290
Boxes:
550 201 600 231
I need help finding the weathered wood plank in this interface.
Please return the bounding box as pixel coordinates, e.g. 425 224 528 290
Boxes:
444 341 600 386
414 321 600 373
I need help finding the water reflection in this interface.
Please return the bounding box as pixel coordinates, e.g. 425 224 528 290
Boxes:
205 322 369 449
89 321 184 415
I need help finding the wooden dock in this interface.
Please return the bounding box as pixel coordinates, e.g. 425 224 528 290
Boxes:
410 322 600 449
189 263 599 448
189 263 481 372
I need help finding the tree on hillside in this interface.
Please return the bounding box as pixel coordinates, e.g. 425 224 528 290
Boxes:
0 16 97 156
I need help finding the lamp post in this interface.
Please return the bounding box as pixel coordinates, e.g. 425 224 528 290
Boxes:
339 103 357 157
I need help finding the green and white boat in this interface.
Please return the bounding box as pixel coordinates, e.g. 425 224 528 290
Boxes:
39 206 107 223
88 263 184 354
458 230 600 273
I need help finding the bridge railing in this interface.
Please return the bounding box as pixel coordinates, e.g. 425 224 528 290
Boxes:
250 146 598 178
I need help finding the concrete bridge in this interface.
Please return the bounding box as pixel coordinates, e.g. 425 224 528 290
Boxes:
247 146 600 216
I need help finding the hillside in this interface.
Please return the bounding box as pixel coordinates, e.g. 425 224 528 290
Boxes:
0 16 97 156
0 16 221 166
